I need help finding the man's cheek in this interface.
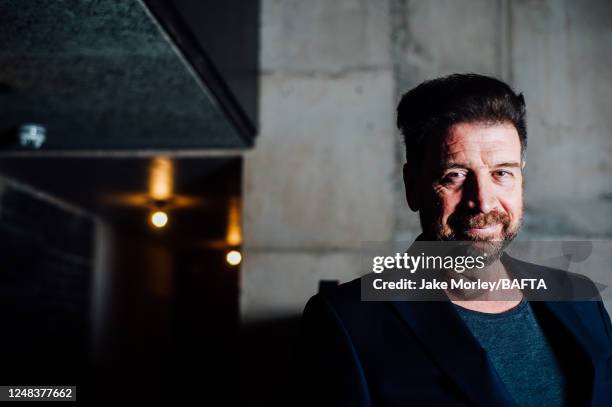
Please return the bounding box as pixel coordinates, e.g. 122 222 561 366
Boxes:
508 202 523 228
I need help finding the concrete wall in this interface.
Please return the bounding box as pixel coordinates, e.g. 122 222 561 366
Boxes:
243 0 396 323
243 0 612 323
511 0 612 238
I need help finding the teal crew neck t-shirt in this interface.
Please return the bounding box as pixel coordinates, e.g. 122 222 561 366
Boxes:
454 299 568 407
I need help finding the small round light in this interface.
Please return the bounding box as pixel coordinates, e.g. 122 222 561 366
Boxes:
151 211 168 228
226 250 242 266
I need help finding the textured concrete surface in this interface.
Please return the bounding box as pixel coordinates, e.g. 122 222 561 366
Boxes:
245 71 396 249
243 0 396 322
241 251 364 323
511 0 612 221
391 0 503 90
261 0 391 73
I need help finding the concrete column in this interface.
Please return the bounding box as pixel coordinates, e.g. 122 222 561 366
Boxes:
510 0 612 238
243 0 396 322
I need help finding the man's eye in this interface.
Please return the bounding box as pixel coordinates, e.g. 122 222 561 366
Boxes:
494 170 511 177
442 172 465 183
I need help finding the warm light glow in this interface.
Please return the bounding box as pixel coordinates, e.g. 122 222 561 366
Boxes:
226 196 242 246
151 211 169 228
226 250 242 266
149 156 174 201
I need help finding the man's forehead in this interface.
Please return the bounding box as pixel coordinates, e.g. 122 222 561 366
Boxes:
440 144 519 164
435 123 521 153
443 122 519 147
423 122 522 167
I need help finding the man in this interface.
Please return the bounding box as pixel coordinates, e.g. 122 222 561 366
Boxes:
289 74 612 406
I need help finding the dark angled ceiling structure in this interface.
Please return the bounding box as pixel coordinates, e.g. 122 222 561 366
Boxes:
0 0 259 246
0 0 258 151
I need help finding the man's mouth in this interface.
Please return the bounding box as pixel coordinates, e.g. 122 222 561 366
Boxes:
464 223 502 238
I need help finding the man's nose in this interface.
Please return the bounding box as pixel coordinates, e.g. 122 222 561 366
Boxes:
464 173 497 213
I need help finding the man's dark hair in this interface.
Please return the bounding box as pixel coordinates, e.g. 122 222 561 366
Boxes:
396 73 527 168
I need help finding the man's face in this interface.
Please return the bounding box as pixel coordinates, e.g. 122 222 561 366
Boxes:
407 121 524 260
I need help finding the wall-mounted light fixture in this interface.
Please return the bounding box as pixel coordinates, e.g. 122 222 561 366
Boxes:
150 210 169 228
148 156 173 229
226 250 242 266
149 156 174 201
226 196 242 246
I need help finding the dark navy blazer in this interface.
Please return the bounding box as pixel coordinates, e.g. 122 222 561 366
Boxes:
289 253 612 406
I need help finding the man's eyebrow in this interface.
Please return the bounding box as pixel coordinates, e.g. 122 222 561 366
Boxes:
439 162 468 170
440 161 522 170
491 161 522 168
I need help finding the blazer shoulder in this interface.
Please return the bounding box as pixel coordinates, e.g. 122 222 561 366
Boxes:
302 275 382 325
303 276 361 305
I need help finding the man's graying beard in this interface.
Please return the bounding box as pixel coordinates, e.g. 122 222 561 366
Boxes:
422 206 523 265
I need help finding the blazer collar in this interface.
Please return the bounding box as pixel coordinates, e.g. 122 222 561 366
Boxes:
501 253 612 406
389 235 515 405
501 252 609 361
388 299 516 406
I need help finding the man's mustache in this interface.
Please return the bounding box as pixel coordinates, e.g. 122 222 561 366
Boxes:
451 210 511 230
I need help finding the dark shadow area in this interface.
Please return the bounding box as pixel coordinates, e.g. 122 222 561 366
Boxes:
240 316 302 406
0 158 242 404
239 282 337 405
0 186 93 393
91 229 239 404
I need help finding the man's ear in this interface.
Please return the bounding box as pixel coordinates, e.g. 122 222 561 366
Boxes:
521 160 526 169
403 162 420 212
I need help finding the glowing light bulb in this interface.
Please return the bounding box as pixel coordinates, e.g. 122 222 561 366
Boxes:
226 250 242 266
151 211 168 228
226 197 242 246
149 157 174 201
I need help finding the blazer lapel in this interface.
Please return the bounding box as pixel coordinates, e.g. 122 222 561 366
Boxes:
537 301 612 406
388 299 517 407
501 252 612 406
501 253 609 361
